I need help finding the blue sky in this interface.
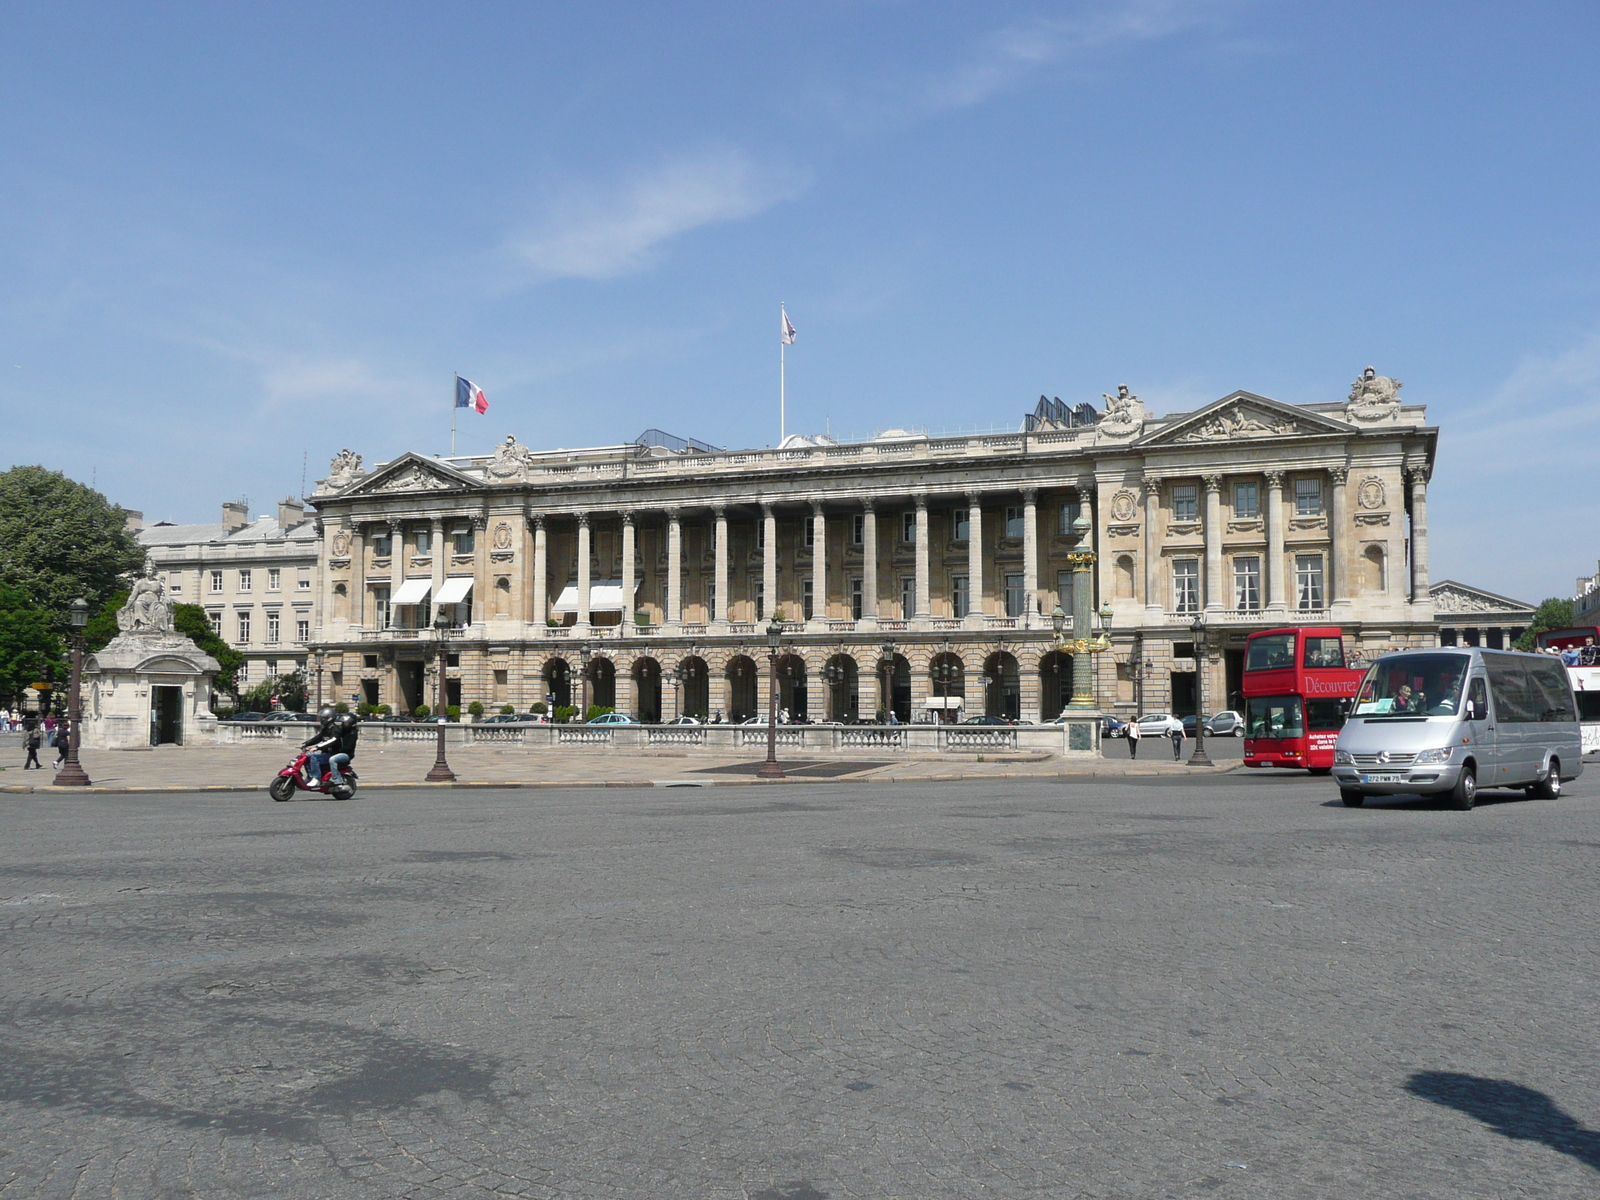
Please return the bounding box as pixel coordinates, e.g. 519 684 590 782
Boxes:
3 1 1597 604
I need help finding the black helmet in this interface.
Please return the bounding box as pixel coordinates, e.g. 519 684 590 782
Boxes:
334 712 360 733
317 705 337 726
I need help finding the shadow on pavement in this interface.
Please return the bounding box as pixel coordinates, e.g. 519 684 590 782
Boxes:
1406 1071 1600 1172
1322 789 1541 810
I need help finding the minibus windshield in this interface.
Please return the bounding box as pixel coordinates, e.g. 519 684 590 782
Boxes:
1352 653 1471 717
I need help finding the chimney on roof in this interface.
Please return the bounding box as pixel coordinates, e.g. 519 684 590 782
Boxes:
222 500 250 532
122 510 144 532
278 496 305 529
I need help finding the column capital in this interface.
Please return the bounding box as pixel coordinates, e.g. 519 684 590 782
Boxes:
1141 475 1163 496
711 504 725 519
965 490 983 506
1264 469 1285 489
914 493 928 511
860 497 875 513
1405 462 1431 486
430 515 445 529
1021 487 1037 504
471 515 488 531
810 498 824 516
576 512 590 528
620 509 635 525
1328 465 1349 485
760 500 775 517
1203 474 1223 494
666 507 681 522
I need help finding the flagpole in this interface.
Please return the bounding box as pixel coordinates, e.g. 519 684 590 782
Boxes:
451 374 458 457
779 303 786 443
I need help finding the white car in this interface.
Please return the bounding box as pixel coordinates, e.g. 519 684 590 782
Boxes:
1135 713 1186 737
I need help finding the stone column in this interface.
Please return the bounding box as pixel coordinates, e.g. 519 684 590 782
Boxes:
1142 476 1162 616
810 501 827 627
390 524 406 629
576 514 592 628
1204 474 1224 612
471 516 488 626
914 495 931 620
1329 466 1351 610
712 506 728 626
621 512 637 633
1265 471 1287 612
531 515 548 626
349 525 366 627
1068 549 1097 709
761 502 778 621
1022 488 1039 629
667 510 683 626
965 491 984 628
1408 465 1430 602
860 500 878 627
429 518 446 612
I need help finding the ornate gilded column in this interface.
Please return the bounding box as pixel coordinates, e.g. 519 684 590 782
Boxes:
860 499 878 627
965 491 984 628
1329 465 1351 610
531 514 548 626
621 511 637 632
1204 474 1224 612
810 500 827 627
761 502 778 621
712 506 728 626
1067 545 1097 710
575 514 591 628
1265 471 1286 612
914 495 931 620
1142 476 1162 615
1022 488 1039 628
667 509 683 626
1407 464 1431 602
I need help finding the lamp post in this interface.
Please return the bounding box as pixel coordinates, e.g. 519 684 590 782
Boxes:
879 638 897 722
1189 610 1213 767
425 611 457 781
758 617 784 777
1051 604 1067 717
931 639 959 725
311 649 324 709
579 642 592 720
56 598 91 787
663 667 679 722
822 655 847 722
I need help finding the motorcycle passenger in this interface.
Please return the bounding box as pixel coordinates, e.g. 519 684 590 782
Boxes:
301 706 339 787
327 712 360 789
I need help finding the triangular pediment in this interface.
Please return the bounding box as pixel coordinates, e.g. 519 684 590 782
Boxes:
1138 391 1355 446
342 453 481 497
1428 580 1536 618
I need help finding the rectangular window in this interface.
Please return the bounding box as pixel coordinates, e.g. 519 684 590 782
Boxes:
953 509 969 541
267 568 281 591
167 574 182 594
802 579 814 620
1233 556 1262 611
1233 481 1259 519
755 579 765 619
413 528 431 556
373 586 390 630
1173 558 1200 613
454 529 474 555
755 520 766 550
295 618 310 643
1058 500 1081 535
1057 569 1075 618
207 610 222 635
1004 573 1026 618
1172 485 1199 521
1005 506 1025 539
237 569 252 593
851 514 864 546
210 570 223 593
266 611 281 643
236 612 251 643
902 511 916 543
1295 478 1323 516
804 519 815 549
363 654 378 669
371 534 392 558
849 576 863 620
1295 554 1325 610
951 575 970 619
297 569 311 590
706 579 717 619
900 576 914 618
265 660 278 678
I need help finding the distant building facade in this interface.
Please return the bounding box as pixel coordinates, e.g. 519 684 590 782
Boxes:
1429 581 1533 649
1576 562 1600 627
301 367 1439 723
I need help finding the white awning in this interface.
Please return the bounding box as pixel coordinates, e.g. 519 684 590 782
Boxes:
550 578 639 614
435 576 474 605
923 696 965 709
391 578 433 605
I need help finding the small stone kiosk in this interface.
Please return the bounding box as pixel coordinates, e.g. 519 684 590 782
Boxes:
83 576 221 749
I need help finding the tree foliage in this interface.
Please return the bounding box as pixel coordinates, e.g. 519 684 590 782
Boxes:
0 584 61 705
1514 598 1577 651
0 466 146 628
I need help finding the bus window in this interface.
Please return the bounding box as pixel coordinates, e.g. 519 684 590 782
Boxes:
1246 695 1304 739
1247 634 1295 671
1303 636 1345 669
1305 698 1347 732
1353 653 1471 716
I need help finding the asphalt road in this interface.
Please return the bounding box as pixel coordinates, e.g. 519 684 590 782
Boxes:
1100 730 1246 762
3 771 1599 1198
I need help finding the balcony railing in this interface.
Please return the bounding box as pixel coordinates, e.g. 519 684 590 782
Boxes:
1166 608 1330 625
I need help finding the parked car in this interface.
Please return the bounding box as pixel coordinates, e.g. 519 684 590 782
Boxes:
221 711 268 722
479 712 529 724
262 711 317 723
1136 713 1186 737
739 715 770 726
1102 716 1127 738
587 713 638 725
960 715 1017 726
1206 710 1244 737
664 715 702 725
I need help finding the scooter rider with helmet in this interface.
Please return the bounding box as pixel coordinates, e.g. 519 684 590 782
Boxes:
326 711 360 791
301 706 340 788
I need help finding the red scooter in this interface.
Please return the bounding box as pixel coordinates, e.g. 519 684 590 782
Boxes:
269 749 357 801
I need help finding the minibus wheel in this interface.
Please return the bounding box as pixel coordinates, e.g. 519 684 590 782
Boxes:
1340 788 1364 807
1449 765 1477 811
1531 758 1561 800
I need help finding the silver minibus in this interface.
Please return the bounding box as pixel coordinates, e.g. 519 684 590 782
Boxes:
1331 647 1583 810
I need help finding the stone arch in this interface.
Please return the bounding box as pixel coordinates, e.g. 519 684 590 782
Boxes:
542 657 571 710
820 653 860 722
775 652 808 720
632 656 662 723
585 655 616 712
982 651 1021 720
1038 649 1073 721
725 654 759 722
927 650 966 723
676 655 710 720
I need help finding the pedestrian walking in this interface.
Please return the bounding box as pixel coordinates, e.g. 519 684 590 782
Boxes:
23 725 43 770
1126 717 1141 758
1170 724 1184 761
54 720 70 768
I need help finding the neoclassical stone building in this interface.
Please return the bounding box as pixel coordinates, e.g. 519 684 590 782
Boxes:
305 369 1439 723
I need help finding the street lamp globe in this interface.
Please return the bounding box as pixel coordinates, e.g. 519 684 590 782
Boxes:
1051 603 1066 636
69 597 88 628
766 616 783 652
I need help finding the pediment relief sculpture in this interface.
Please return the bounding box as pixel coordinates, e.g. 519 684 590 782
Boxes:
1175 405 1297 442
373 463 454 494
1430 585 1524 616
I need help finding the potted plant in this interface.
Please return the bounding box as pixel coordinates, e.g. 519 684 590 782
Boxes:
467 700 485 723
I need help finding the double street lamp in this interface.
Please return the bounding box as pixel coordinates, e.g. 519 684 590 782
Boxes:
1188 610 1213 768
757 616 785 778
425 610 457 782
663 666 680 722
878 638 897 723
930 640 960 725
56 597 91 787
579 643 592 719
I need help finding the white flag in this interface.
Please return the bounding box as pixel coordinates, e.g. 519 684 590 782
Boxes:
781 306 796 345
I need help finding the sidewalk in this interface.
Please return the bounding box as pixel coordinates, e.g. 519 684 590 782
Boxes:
0 739 1236 794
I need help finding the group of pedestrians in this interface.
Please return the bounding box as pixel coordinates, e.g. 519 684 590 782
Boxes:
16 714 71 771
1122 719 1188 761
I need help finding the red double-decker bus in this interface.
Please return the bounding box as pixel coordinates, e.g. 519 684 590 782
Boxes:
1241 627 1365 773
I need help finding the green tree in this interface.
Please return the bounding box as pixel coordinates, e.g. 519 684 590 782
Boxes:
0 466 146 628
1514 598 1577 651
0 584 61 706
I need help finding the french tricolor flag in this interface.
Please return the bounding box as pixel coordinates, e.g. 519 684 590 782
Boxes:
455 375 489 415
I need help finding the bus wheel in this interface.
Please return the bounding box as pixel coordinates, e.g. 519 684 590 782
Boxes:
1531 758 1561 800
1449 765 1477 811
1340 789 1364 807
1308 766 1332 776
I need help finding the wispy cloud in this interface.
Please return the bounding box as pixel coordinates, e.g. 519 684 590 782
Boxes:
512 148 808 281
